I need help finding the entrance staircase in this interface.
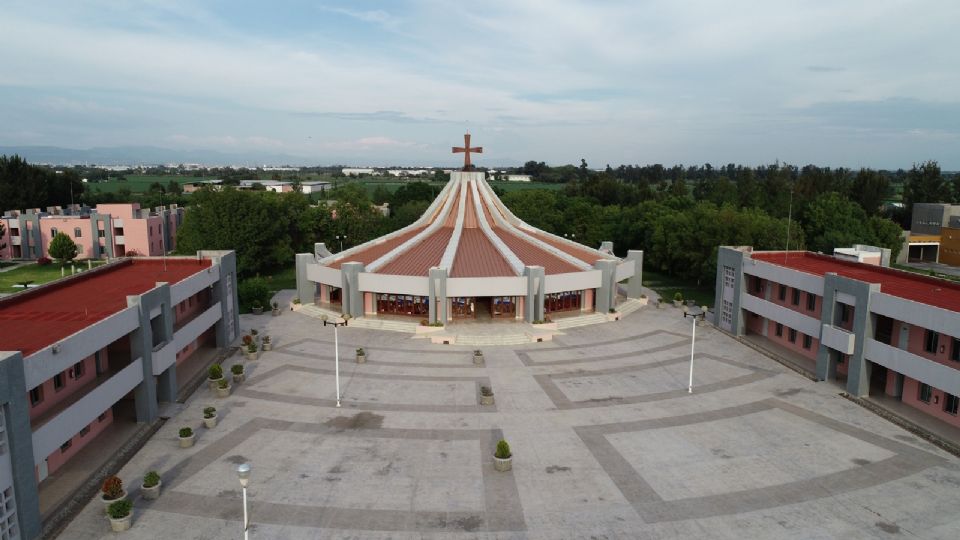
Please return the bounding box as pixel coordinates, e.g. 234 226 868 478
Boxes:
297 304 420 333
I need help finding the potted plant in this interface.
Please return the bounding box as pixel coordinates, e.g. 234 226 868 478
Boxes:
473 349 484 365
207 363 224 390
356 347 366 364
673 292 683 308
493 439 512 472
251 328 260 343
203 406 218 428
216 378 231 398
141 471 161 500
107 499 133 532
231 364 245 384
101 475 127 512
272 301 281 316
480 385 495 406
179 427 195 448
261 335 272 351
245 342 258 361
251 301 263 315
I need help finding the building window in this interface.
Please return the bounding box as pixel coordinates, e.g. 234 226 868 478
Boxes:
806 293 816 311
753 276 763 293
73 361 85 379
775 323 783 337
778 285 786 301
29 386 43 406
79 426 91 437
74 227 82 238
788 328 797 343
60 440 72 453
98 413 107 422
98 229 105 238
923 330 939 353
919 383 933 403
803 334 812 349
53 373 65 391
945 393 959 415
50 227 58 237
952 338 959 362
837 355 846 365
840 304 850 323
792 289 801 306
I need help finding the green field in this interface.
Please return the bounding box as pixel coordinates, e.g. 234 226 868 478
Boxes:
642 270 715 308
0 260 107 293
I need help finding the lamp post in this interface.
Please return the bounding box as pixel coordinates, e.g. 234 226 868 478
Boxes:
683 309 706 393
323 316 348 407
237 463 251 540
336 234 347 252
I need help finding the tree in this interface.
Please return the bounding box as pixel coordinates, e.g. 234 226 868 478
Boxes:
849 168 890 216
49 232 79 264
802 192 902 257
903 160 949 214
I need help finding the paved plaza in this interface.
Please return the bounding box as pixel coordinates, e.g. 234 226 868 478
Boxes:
58 303 960 539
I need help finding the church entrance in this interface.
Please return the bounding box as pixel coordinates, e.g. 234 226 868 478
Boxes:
474 298 492 321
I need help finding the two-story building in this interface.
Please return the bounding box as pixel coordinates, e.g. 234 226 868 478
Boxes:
0 251 238 538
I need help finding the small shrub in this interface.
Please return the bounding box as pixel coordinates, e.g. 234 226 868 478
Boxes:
203 406 216 419
272 301 279 309
673 292 683 302
36 256 52 266
246 342 258 353
102 476 124 499
608 308 616 313
474 350 482 356
238 277 271 311
107 499 132 520
480 386 493 396
218 379 229 389
208 364 223 380
356 347 364 355
420 319 429 326
495 439 511 459
262 335 270 344
242 335 253 346
430 321 444 327
179 427 193 438
640 294 647 299
252 301 262 309
143 471 160 488
231 364 244 375
251 329 259 336
293 298 301 304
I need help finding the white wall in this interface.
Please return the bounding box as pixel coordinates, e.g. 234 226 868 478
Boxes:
447 277 527 297
357 273 430 296
544 271 601 294
170 265 220 304
740 294 822 337
742 258 825 294
821 324 855 355
307 264 342 287
870 292 960 338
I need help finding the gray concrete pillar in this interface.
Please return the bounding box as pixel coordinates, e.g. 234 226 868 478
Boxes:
815 274 839 381
600 241 614 253
157 365 177 403
341 262 364 318
714 247 748 336
295 253 316 305
593 259 618 314
428 267 448 324
314 242 333 259
0 352 42 539
523 266 545 322
202 251 240 346
126 283 172 422
625 250 644 299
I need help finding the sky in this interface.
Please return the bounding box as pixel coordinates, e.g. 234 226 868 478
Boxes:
1 0 958 168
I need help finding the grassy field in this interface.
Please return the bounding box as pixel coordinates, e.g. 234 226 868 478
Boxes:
891 263 960 283
642 269 715 307
0 260 107 293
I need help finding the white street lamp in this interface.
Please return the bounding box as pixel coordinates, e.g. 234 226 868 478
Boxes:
323 317 348 407
336 235 347 252
237 463 251 540
683 309 706 393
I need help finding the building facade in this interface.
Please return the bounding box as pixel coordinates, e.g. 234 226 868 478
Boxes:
297 171 643 324
0 252 239 538
716 247 960 431
1 203 184 260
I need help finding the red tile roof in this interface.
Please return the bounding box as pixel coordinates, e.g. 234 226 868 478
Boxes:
328 226 424 269
751 251 960 312
0 259 211 357
451 229 516 277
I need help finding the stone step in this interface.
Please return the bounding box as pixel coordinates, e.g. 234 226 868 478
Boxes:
453 334 533 346
617 299 644 317
555 313 609 329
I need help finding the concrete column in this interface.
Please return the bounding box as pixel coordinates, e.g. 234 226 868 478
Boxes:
340 262 364 318
839 278 880 397
157 365 177 403
202 251 240 346
625 250 644 299
815 273 840 381
314 242 333 259
0 352 42 539
522 266 545 322
714 247 748 336
600 241 614 253
295 253 316 305
593 259 618 314
126 285 169 423
89 215 101 259
428 267 447 324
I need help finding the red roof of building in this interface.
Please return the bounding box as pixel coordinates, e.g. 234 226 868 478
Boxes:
751 251 960 312
0 259 211 357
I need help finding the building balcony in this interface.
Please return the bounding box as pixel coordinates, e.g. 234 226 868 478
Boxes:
864 338 960 397
821 324 855 355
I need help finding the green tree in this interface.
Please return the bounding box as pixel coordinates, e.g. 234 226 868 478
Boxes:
49 232 79 264
903 160 949 214
848 168 890 216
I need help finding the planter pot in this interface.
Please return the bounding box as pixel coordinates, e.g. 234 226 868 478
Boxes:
245 351 258 361
101 491 127 514
272 308 281 316
141 481 161 501
232 373 245 384
480 394 495 406
262 342 272 351
356 353 366 364
473 354 484 366
207 376 224 390
203 414 218 429
493 454 512 472
216 384 232 398
179 434 195 448
252 307 263 315
673 300 682 308
109 513 133 532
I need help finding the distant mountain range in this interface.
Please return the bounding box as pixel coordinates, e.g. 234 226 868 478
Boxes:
0 145 315 167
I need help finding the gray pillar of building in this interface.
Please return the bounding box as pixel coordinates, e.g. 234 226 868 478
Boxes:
0 352 42 540
522 266 545 322
314 242 333 259
625 250 644 299
428 267 448 324
816 274 880 397
126 283 172 423
295 253 316 305
202 251 240 347
714 247 748 335
593 259 618 314
599 241 614 253
340 262 364 318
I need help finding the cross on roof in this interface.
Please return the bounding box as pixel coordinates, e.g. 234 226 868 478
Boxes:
452 133 482 171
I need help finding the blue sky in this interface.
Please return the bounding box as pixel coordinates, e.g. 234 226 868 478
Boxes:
1 0 958 168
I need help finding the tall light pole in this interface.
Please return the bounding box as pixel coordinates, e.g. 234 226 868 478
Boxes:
237 463 251 540
323 316 348 407
336 234 347 252
683 309 706 393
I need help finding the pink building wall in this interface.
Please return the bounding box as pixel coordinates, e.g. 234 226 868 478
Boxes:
40 218 98 259
45 409 114 475
901 376 960 428
27 354 102 422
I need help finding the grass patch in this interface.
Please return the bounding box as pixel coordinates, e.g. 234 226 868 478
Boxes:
0 260 107 293
642 270 715 307
891 264 960 283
